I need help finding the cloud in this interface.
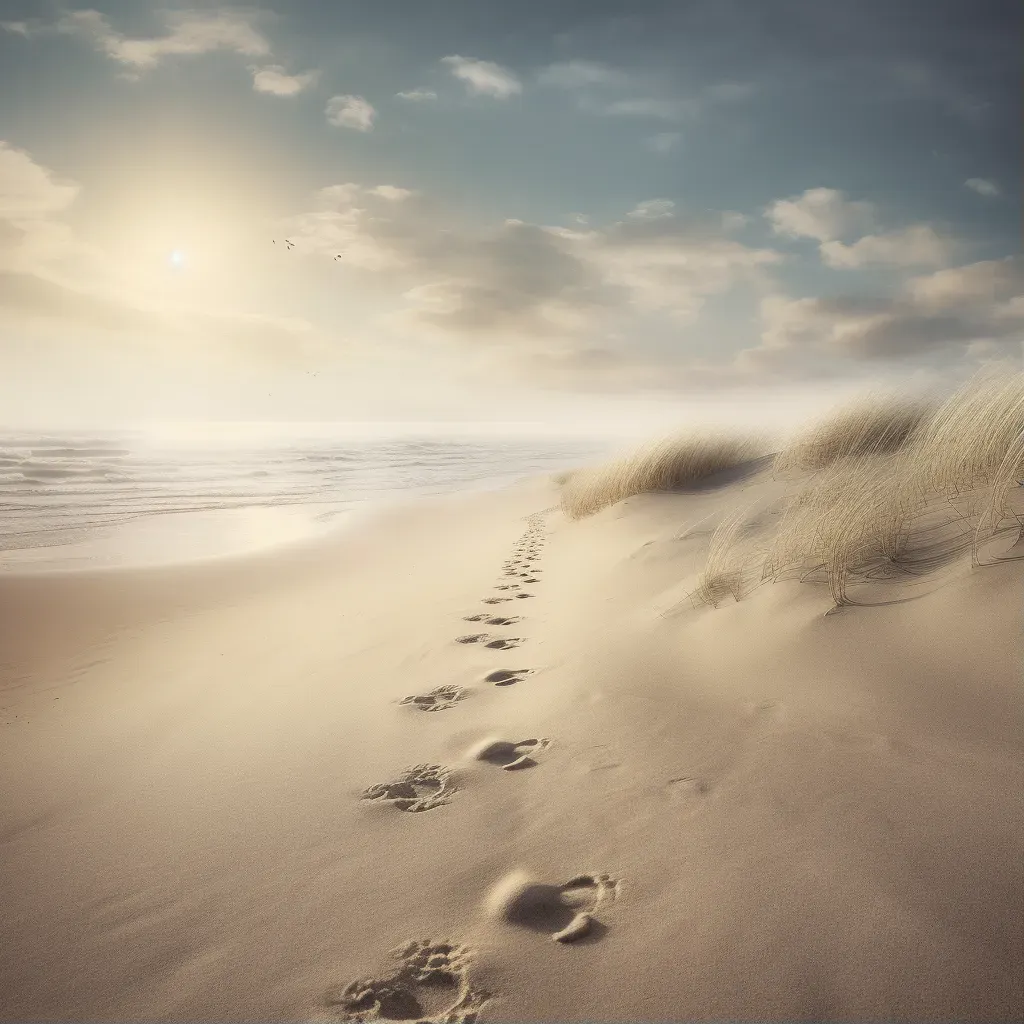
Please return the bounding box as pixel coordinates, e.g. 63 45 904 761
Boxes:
964 177 1000 198
646 132 681 154
0 20 30 36
627 199 676 221
396 88 437 102
0 141 79 219
905 256 1023 309
283 183 782 347
250 64 319 97
537 60 627 89
820 224 955 269
440 55 522 99
765 187 877 242
325 95 376 131
745 257 1024 366
32 7 272 69
767 188 954 270
368 185 415 201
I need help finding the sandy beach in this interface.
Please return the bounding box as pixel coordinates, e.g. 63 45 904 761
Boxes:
1 455 1022 1022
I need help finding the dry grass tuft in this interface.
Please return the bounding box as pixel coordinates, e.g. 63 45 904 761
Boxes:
705 367 1024 610
910 364 1024 493
690 501 764 608
774 390 936 476
764 453 928 605
560 431 766 520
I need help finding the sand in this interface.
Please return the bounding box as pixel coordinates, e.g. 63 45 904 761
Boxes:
1 467 1022 1021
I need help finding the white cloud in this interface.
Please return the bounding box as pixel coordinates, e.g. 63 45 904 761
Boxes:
250 64 319 97
627 199 676 221
325 95 376 131
905 256 1023 308
537 60 627 89
746 257 1024 365
964 177 1000 198
440 55 522 99
646 132 681 154
51 8 271 69
283 183 782 345
765 187 877 242
0 141 79 219
396 88 437 102
369 185 415 201
820 224 955 269
0 20 30 36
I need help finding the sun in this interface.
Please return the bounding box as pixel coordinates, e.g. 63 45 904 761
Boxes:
168 249 186 269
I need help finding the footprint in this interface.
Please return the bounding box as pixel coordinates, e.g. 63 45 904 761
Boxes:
468 737 550 771
484 669 531 687
482 597 510 605
495 584 519 591
520 577 538 584
666 776 712 797
323 939 489 1023
456 634 522 649
362 765 455 812
463 614 489 622
514 593 533 600
399 686 469 713
484 616 520 626
485 637 523 650
484 871 619 943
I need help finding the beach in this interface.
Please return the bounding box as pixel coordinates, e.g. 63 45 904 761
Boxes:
2 456 1022 1021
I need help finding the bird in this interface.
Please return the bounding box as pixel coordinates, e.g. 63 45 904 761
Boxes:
285 239 295 249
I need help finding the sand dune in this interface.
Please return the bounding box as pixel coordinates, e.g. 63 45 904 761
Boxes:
1 456 1022 1021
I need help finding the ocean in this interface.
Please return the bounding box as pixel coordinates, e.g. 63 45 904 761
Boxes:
0 425 621 570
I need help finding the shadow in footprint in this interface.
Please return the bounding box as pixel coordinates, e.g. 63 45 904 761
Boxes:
484 616 521 626
399 686 469 713
485 872 618 944
455 634 488 644
482 597 510 605
469 737 549 771
485 637 522 650
362 765 454 812
484 669 532 687
324 939 489 1023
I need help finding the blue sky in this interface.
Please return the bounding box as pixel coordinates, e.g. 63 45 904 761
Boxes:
0 0 1019 429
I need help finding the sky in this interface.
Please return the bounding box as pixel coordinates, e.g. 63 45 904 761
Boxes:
0 0 1020 433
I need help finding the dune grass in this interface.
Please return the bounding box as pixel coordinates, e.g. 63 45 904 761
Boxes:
686 367 1024 610
773 390 937 476
558 431 767 521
